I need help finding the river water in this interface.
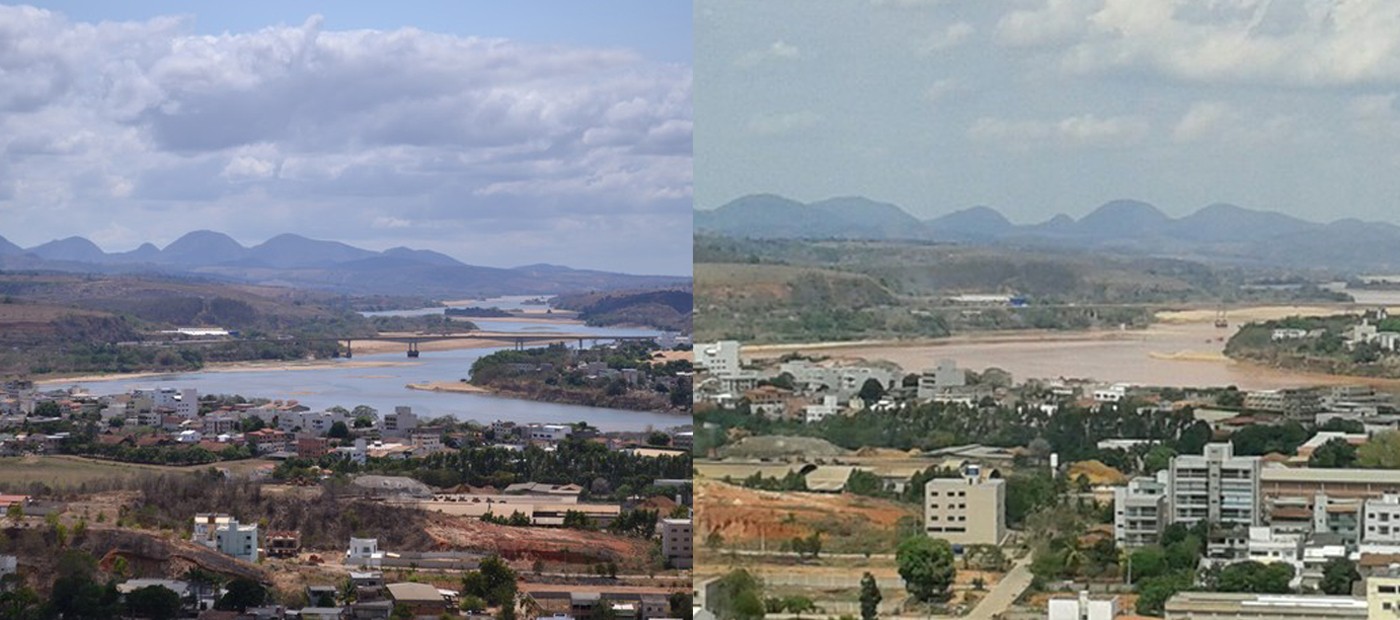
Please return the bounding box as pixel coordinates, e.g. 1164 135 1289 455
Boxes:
756 307 1400 392
50 300 683 431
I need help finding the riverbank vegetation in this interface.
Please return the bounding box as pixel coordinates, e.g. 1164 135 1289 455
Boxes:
275 435 690 503
550 288 692 332
1226 313 1400 378
469 342 692 413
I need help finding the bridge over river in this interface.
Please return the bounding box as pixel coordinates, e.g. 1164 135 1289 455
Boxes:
142 331 662 358
336 331 660 357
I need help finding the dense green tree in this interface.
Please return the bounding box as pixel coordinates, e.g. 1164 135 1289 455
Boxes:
669 592 694 620
1216 561 1294 594
896 536 956 603
712 569 765 620
1320 557 1360 595
845 469 887 497
462 555 518 607
1319 418 1365 433
860 572 881 620
562 510 591 529
1181 422 1215 450
1128 546 1168 583
1359 431 1400 468
780 596 816 618
1136 571 1194 616
858 378 886 402
1217 388 1244 408
1309 438 1359 468
46 550 121 619
1165 534 1203 571
1005 473 1057 526
0 584 43 620
1142 445 1178 474
125 585 183 620
1230 422 1309 456
215 578 267 611
647 431 672 446
791 532 822 559
327 421 351 439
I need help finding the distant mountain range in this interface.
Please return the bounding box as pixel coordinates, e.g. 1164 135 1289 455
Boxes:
695 195 1400 271
0 231 686 298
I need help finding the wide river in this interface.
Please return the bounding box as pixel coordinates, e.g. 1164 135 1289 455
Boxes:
751 300 1400 392
48 299 683 431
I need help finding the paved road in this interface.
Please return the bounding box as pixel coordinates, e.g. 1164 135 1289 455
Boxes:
965 553 1035 620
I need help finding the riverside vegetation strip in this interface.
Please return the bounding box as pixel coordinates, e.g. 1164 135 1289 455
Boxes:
467 341 692 413
1225 312 1400 379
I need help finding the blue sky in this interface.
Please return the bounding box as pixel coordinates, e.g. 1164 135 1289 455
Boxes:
1 2 692 275
696 0 1400 225
33 1 692 63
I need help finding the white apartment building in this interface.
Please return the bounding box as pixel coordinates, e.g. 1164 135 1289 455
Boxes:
277 410 348 435
347 537 384 569
215 518 259 564
1048 592 1118 620
1365 494 1400 544
1114 471 1170 548
1244 526 1302 569
527 424 571 442
804 395 840 424
661 518 693 569
694 341 742 376
134 387 181 410
1169 443 1261 528
193 513 234 547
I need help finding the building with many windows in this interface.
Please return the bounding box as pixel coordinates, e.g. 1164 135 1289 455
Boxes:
1365 494 1400 544
1169 443 1261 528
214 518 259 564
924 463 1005 545
660 518 692 569
1114 471 1170 548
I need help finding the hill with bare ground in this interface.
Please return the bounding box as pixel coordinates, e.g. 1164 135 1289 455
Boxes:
695 479 917 554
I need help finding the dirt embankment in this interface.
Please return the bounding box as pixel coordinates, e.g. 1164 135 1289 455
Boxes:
2 526 266 590
696 479 917 551
421 513 654 567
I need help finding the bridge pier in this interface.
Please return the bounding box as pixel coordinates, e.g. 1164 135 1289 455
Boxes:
345 339 352 359
407 341 419 358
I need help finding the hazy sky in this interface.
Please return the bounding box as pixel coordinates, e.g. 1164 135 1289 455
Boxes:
0 2 692 275
696 0 1400 224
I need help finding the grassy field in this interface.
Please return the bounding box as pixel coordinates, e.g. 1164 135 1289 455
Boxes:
0 455 275 488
